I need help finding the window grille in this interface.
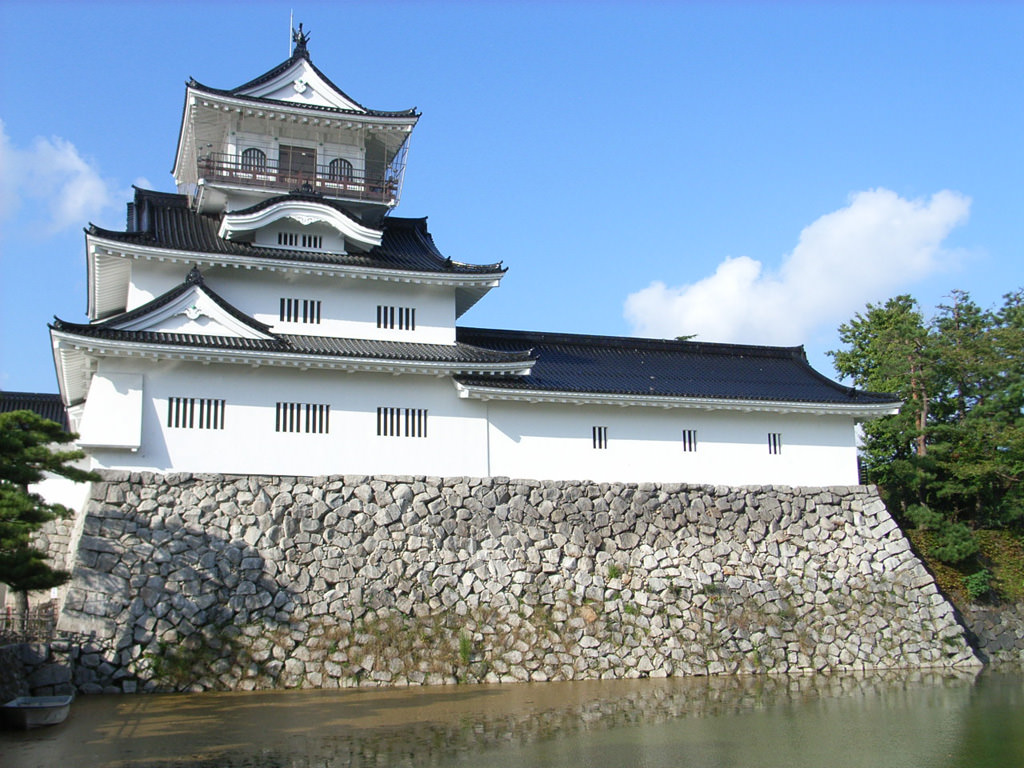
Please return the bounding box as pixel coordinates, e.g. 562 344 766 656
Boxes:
328 158 353 182
768 432 783 455
241 148 266 171
377 407 428 438
276 402 330 434
682 429 698 452
167 397 225 430
592 426 608 449
277 232 322 250
280 298 322 324
376 305 416 330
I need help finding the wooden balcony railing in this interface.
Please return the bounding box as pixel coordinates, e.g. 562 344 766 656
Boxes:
197 153 397 204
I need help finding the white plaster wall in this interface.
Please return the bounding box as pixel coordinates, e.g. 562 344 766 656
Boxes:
126 263 457 343
484 401 860 486
85 358 488 477
81 358 860 486
30 473 91 516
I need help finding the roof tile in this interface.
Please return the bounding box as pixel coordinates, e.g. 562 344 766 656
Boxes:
455 327 899 406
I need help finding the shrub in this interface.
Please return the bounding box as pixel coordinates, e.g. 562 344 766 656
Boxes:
907 505 979 564
963 569 992 602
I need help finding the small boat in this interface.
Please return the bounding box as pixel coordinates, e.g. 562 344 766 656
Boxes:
1 695 73 729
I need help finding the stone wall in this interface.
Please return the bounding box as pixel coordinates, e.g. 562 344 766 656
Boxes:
0 642 74 701
963 604 1024 665
56 472 979 693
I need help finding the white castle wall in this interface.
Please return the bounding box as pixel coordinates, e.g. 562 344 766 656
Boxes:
486 401 859 486
125 263 459 344
81 358 861 485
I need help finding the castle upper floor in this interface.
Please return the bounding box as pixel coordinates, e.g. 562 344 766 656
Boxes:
172 28 419 225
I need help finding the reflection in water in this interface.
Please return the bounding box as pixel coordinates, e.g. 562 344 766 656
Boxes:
2 668 1022 768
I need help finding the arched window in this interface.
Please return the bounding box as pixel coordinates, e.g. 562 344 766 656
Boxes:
328 158 353 182
241 148 266 171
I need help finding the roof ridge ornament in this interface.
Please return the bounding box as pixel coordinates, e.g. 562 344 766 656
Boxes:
291 23 311 59
186 265 204 285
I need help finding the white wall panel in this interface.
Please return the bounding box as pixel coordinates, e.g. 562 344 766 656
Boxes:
126 263 457 344
84 359 860 486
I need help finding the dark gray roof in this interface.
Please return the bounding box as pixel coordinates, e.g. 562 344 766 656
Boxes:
51 322 532 367
455 327 900 407
0 392 69 431
188 47 418 119
92 188 503 276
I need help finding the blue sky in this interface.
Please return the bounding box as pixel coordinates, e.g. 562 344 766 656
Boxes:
2 1 1022 394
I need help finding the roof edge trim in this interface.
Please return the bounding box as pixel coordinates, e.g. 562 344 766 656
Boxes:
453 381 902 419
87 235 508 286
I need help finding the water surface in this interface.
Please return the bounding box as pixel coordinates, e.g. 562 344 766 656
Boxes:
2 669 1021 768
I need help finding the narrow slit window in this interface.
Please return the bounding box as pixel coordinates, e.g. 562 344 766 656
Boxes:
592 426 608 450
166 397 225 430
376 407 428 437
277 231 322 250
768 432 783 455
279 298 321 324
682 429 698 452
275 402 330 433
376 305 416 330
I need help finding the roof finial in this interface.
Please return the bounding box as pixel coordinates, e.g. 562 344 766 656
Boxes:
292 22 310 58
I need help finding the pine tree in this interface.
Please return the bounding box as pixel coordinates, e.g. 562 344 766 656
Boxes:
0 409 98 629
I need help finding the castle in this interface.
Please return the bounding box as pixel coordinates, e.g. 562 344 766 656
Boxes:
49 28 898 485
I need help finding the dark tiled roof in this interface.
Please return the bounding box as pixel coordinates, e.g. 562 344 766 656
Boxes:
0 392 69 431
188 49 418 119
93 188 503 276
50 321 532 367
278 335 532 365
455 328 900 406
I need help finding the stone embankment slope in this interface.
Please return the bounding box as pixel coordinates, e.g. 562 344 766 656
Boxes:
55 472 978 693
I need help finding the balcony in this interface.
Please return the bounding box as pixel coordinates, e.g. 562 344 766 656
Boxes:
197 153 397 206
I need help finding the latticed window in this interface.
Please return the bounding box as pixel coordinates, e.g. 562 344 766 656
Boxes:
167 397 225 429
768 432 783 455
241 148 266 171
280 298 321 324
377 305 416 331
328 158 353 182
593 426 608 449
377 407 428 438
275 402 330 434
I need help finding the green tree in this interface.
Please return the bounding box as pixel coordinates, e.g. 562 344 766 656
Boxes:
831 290 1024 564
830 295 935 512
0 409 98 628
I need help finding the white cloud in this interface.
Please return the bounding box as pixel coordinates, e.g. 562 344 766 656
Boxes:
0 117 120 234
624 188 971 345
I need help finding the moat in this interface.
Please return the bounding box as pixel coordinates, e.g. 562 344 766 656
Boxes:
3 669 1022 768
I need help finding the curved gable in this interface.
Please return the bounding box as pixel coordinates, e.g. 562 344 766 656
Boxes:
219 198 384 252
